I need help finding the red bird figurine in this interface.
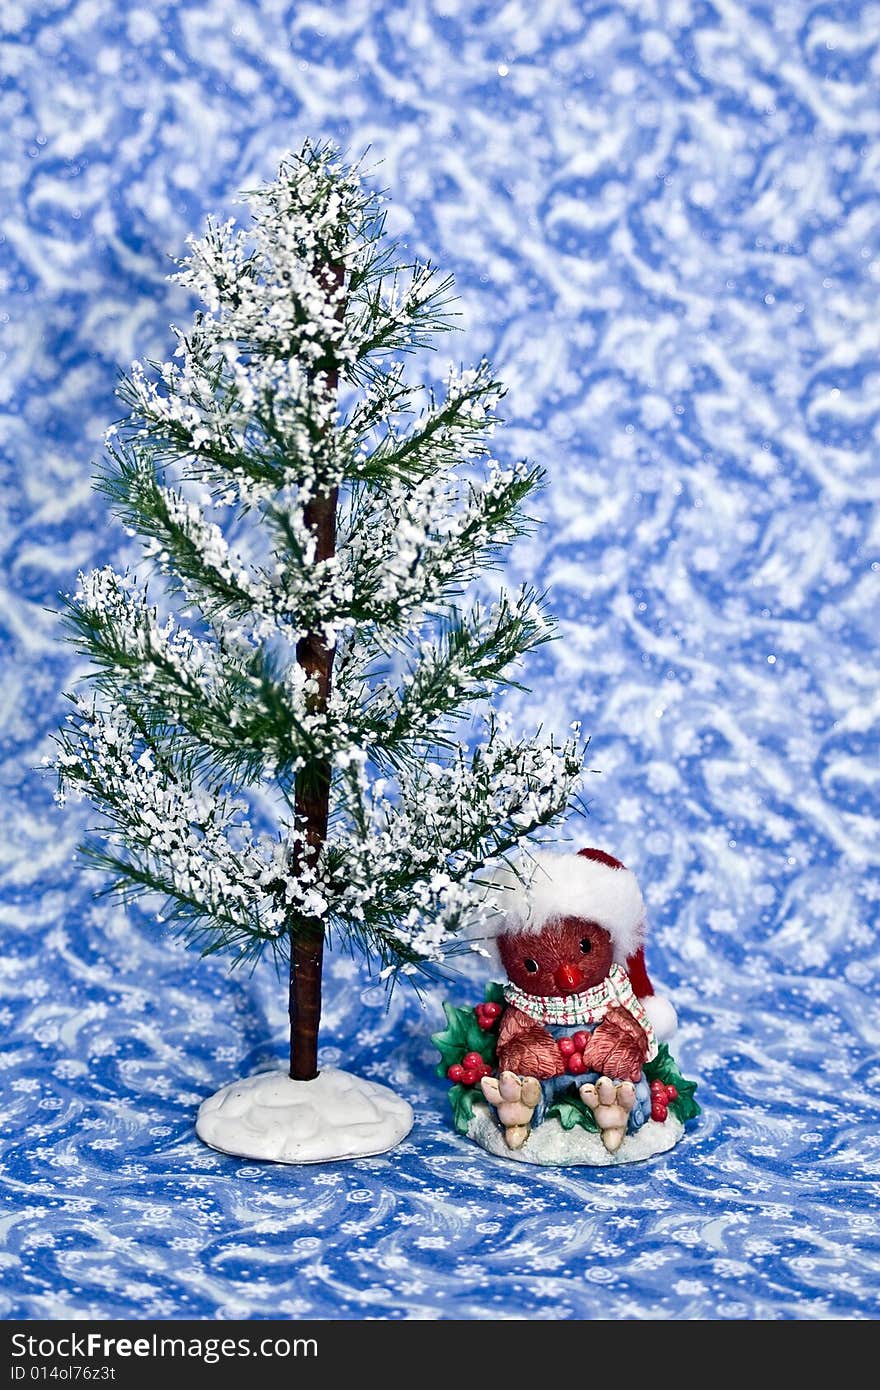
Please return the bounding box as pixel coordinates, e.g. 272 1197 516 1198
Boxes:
477 848 677 1152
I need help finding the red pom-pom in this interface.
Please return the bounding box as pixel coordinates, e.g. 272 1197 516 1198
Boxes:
572 1032 589 1052
568 1053 586 1075
558 1037 576 1057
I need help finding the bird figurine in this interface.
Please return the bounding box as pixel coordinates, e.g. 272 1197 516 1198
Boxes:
433 846 698 1163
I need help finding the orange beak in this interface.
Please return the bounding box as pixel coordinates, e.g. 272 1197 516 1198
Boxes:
554 962 584 994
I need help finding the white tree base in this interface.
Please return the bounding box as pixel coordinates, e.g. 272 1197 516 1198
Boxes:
467 1099 684 1166
195 1067 414 1164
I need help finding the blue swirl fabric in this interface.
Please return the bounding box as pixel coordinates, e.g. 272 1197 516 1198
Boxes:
2 1 879 1321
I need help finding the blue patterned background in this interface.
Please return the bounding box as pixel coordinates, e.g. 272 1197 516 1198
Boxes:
2 0 879 1321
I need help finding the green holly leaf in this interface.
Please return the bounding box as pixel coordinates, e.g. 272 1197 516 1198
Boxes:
431 1000 497 1077
644 1042 701 1123
546 1092 599 1133
484 981 505 1006
448 1082 480 1135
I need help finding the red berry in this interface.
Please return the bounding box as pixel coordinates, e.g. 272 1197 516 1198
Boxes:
666 1085 678 1101
447 1064 465 1083
653 1105 668 1122
568 1053 586 1075
483 1002 501 1021
572 1032 589 1052
463 1052 484 1070
460 1068 479 1087
558 1037 576 1057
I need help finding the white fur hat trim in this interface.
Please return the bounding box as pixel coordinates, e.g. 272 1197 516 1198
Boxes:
484 849 646 964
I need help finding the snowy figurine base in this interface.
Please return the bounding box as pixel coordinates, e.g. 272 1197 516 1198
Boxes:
196 1067 414 1164
467 1100 684 1167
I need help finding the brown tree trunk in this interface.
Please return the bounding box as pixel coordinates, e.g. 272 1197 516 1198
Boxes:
288 262 343 1082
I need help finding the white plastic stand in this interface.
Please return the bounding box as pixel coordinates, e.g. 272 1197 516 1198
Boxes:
196 1066 414 1164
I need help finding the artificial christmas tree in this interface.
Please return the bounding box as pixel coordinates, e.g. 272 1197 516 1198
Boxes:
52 142 585 1163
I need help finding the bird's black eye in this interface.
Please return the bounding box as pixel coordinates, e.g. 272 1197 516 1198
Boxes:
580 938 592 954
524 958 539 973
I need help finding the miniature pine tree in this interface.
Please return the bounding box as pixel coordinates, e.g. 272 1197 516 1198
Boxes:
53 142 584 1158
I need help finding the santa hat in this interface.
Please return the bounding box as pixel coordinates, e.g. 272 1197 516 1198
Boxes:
482 846 678 1041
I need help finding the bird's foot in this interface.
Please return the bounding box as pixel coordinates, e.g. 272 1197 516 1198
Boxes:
480 1070 542 1150
579 1076 637 1153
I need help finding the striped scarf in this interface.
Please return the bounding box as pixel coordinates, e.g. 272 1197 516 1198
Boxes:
503 962 658 1060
